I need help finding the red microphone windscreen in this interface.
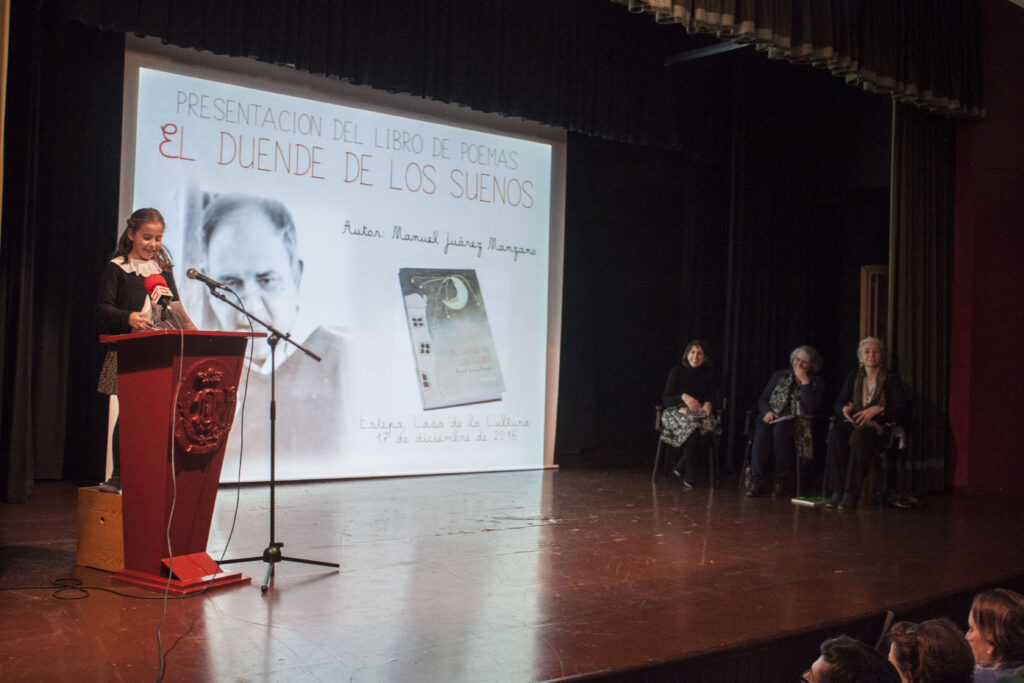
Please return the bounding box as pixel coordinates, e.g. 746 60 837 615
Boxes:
144 274 168 294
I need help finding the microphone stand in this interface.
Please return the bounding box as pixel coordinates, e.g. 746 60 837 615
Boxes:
202 285 339 593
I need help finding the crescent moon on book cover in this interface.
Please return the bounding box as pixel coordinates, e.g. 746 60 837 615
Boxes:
441 277 469 311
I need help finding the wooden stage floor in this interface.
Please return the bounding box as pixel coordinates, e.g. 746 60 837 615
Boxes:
2 466 1023 682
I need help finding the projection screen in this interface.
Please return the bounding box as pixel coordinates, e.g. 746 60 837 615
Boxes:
118 38 565 482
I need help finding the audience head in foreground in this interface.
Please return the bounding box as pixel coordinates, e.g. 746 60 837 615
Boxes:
886 618 973 683
804 634 900 683
967 588 1024 682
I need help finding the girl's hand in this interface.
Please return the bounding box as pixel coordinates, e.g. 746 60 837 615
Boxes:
129 311 152 331
682 394 701 412
763 411 777 423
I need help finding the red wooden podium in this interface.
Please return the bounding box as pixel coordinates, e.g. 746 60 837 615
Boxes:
100 329 261 595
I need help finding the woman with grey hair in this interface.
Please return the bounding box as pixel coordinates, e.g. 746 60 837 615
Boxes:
745 345 826 497
824 337 909 510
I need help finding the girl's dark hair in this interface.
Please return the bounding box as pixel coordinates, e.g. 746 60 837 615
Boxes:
682 340 711 368
971 588 1024 662
115 208 173 270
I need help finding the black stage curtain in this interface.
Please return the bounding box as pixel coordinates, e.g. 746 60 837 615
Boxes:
557 51 892 468
555 134 731 459
61 0 728 151
699 55 893 472
890 102 955 494
1 2 123 502
616 0 984 120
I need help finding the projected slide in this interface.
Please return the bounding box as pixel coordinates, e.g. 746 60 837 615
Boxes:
125 63 553 482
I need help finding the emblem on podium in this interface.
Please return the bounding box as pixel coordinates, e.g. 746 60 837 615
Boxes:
175 360 238 455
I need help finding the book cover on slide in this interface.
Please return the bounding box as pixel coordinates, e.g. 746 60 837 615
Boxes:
399 268 506 410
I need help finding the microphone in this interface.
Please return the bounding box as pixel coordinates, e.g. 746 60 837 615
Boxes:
186 267 233 292
143 274 173 308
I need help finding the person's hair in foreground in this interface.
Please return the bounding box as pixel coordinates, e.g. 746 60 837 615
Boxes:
888 618 973 683
806 634 900 683
969 588 1024 666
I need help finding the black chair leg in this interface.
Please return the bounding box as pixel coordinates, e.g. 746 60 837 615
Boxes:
652 440 664 484
739 441 752 492
708 443 716 488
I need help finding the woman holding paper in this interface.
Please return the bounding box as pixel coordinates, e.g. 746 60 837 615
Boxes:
823 337 909 510
745 345 825 498
660 340 718 487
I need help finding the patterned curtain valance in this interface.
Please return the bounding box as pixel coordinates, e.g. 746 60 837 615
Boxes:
615 0 984 120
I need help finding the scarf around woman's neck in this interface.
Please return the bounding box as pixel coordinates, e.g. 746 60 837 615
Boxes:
769 370 814 462
852 365 887 413
769 370 798 416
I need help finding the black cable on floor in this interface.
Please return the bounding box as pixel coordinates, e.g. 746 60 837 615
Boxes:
0 576 215 600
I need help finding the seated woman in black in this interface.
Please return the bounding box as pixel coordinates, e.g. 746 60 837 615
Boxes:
746 345 826 498
660 340 718 488
824 336 909 510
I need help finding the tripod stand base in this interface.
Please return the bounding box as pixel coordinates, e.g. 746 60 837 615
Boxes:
222 543 339 593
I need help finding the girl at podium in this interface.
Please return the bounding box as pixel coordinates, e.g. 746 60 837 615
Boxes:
95 208 179 493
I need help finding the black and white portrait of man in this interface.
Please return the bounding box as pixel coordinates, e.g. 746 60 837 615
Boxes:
197 193 345 480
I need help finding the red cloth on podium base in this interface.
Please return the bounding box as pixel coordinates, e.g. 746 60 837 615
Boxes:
112 552 249 596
